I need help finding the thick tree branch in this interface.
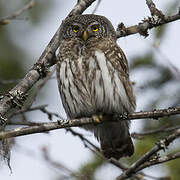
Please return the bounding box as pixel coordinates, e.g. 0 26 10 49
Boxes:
0 0 35 25
0 107 179 140
116 129 180 180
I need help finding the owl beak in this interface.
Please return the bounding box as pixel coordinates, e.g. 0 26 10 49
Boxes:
82 31 89 41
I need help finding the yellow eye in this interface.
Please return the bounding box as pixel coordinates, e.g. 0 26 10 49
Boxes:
91 24 99 32
72 25 80 32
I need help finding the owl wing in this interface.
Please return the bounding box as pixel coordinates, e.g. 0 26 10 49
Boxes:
94 39 135 159
116 45 136 111
98 38 136 111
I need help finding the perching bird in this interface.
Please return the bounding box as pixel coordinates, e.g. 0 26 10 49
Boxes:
56 14 136 159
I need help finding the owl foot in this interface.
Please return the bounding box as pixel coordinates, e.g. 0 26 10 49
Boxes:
92 113 103 123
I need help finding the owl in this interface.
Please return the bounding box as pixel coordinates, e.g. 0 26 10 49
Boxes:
56 14 136 159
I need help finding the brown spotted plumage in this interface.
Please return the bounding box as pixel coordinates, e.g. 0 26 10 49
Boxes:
56 14 136 159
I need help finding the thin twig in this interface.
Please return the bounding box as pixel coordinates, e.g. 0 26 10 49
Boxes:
146 0 165 18
67 128 100 151
0 0 35 25
92 0 101 14
8 105 48 119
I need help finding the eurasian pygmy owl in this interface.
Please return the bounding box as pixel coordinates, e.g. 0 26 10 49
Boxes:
56 14 136 159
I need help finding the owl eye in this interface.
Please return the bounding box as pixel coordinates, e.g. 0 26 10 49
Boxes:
91 24 99 32
72 25 80 33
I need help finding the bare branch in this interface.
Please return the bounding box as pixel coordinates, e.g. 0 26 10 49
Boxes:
116 129 180 180
67 128 100 152
0 107 179 140
136 152 180 172
0 0 35 25
146 0 165 18
92 0 102 14
0 118 96 140
116 4 180 38
8 105 48 119
114 107 180 120
68 0 96 17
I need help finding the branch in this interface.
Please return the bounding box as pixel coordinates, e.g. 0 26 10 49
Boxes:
116 1 180 38
114 107 180 120
146 0 164 18
8 105 48 119
0 107 180 140
0 0 35 25
136 152 180 172
92 0 102 14
0 0 96 124
116 129 180 180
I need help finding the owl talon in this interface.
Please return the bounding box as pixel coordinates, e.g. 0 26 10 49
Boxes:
57 119 69 125
92 114 103 123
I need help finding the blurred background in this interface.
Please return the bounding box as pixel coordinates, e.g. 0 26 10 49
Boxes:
0 0 180 179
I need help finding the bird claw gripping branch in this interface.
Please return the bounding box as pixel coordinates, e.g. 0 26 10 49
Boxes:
57 119 69 126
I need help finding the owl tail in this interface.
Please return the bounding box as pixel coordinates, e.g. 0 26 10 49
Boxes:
95 121 134 159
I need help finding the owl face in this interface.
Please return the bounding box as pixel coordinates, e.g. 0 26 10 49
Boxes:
60 14 116 42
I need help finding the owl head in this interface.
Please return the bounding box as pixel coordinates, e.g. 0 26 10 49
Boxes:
59 14 117 42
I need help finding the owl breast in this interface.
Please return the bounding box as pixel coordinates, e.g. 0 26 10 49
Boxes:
56 41 134 119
